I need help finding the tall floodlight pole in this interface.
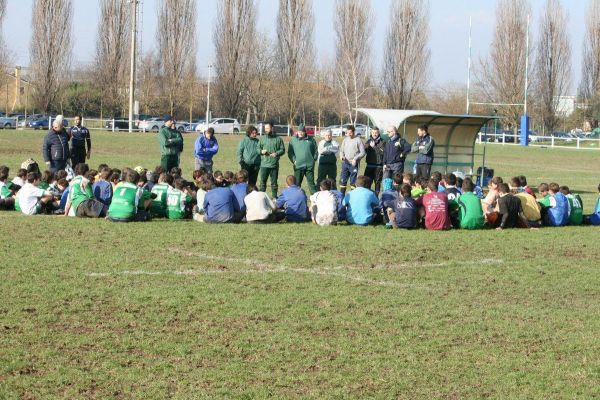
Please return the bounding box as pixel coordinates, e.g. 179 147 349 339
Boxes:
128 0 139 133
205 64 212 130
466 16 472 115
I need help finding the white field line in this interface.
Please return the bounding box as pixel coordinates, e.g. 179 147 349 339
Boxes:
84 250 505 288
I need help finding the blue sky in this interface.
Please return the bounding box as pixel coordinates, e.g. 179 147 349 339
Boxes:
2 0 586 92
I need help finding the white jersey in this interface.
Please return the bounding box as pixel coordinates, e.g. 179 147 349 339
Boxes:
17 183 48 215
310 190 338 226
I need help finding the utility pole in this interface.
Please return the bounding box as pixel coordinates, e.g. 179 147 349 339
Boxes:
205 64 212 129
128 0 139 133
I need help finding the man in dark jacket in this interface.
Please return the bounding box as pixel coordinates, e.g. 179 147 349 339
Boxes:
158 115 183 172
288 124 318 194
43 119 71 173
364 127 385 195
383 126 411 180
411 124 435 180
69 115 91 166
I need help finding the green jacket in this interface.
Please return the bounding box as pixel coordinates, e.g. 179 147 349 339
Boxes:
158 126 183 156
258 134 285 168
288 135 317 169
236 136 261 166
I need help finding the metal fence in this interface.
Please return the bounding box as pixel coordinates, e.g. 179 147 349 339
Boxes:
477 132 600 150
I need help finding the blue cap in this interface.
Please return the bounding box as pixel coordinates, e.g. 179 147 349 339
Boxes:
164 115 174 122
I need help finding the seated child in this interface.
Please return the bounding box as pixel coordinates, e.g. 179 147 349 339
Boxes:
16 171 57 215
166 178 193 220
587 183 600 225
276 175 309 222
560 185 583 226
231 170 249 213
245 184 284 224
310 179 339 226
199 177 242 223
538 182 569 226
456 177 484 229
495 183 529 230
411 176 428 199
12 168 27 187
415 179 451 230
514 183 541 227
342 175 380 226
444 173 461 201
385 183 417 229
0 165 18 210
330 181 346 222
482 176 502 215
93 166 113 206
520 175 535 198
150 172 173 218
64 163 107 218
107 169 153 222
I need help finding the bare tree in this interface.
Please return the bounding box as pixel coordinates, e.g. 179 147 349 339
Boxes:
581 0 600 100
247 32 277 122
276 0 314 124
138 51 162 115
535 0 571 134
29 0 73 113
478 0 531 133
95 0 130 117
382 0 430 109
213 0 257 119
156 0 197 116
334 0 372 123
0 0 6 54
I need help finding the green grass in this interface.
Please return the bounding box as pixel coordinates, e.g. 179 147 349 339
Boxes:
1 130 600 399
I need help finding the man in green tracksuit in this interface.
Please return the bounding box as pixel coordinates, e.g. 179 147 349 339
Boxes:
288 124 318 194
258 122 285 198
158 115 183 172
236 125 261 186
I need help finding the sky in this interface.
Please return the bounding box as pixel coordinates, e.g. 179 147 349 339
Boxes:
1 0 587 93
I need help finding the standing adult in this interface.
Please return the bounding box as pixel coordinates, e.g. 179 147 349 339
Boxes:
258 121 285 198
193 127 219 173
383 126 411 180
158 115 183 172
364 127 385 195
42 119 70 173
288 124 318 194
236 125 261 186
69 115 91 166
316 129 339 187
339 125 365 195
411 124 435 180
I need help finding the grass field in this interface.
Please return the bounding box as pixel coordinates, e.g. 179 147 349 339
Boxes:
1 130 600 399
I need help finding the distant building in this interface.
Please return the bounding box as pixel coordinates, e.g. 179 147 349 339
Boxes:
555 95 576 117
1 66 31 112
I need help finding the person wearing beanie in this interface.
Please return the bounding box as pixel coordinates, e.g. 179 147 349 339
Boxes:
158 115 183 172
288 123 318 194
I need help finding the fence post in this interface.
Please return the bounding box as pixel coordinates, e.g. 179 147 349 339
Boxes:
551 136 554 147
502 132 505 145
478 132 482 143
48 116 52 129
577 137 580 149
287 124 290 137
112 118 115 133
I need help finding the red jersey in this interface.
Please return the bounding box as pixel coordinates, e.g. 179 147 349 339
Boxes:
417 192 452 230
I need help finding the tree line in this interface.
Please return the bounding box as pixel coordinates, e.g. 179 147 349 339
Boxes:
1 0 599 133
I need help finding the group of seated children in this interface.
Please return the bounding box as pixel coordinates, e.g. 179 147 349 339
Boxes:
1 159 599 229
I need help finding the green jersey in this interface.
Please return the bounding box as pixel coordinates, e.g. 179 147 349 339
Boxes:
411 187 426 198
108 182 143 219
37 182 49 190
0 181 13 199
457 192 484 229
69 176 93 211
150 183 171 217
166 187 191 220
566 193 583 225
538 194 552 208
